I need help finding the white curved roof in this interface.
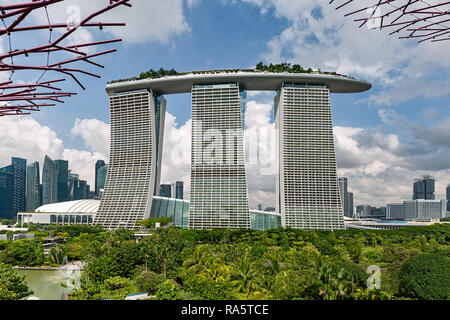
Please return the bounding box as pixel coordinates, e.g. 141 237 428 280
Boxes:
106 70 371 95
35 200 100 214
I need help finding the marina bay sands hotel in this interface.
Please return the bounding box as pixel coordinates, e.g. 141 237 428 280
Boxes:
93 69 371 230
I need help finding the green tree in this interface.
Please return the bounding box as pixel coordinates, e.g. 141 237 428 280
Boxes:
230 256 258 296
156 279 181 300
345 238 362 262
399 253 450 299
0 263 33 300
1 239 44 266
134 270 165 294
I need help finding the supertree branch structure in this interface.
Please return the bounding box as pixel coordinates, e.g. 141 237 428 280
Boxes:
330 0 450 43
0 0 131 116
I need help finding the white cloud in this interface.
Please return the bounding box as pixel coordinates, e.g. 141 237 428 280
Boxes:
71 118 110 157
239 0 450 104
28 0 197 45
0 116 107 188
160 112 192 199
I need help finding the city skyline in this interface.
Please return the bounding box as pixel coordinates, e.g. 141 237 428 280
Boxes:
0 155 107 219
0 1 449 209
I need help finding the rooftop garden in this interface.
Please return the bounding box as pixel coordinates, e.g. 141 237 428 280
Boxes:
108 62 344 84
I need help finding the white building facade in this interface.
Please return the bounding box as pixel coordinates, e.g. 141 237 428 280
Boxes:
275 84 344 230
189 84 251 229
94 90 166 229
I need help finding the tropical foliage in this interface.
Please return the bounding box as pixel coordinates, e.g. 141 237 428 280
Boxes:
0 223 449 300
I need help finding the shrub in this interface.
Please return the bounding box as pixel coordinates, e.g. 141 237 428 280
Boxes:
399 253 450 299
156 279 181 300
331 261 368 286
135 270 166 294
0 263 33 300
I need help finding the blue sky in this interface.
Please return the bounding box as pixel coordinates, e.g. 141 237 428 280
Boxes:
1 0 450 209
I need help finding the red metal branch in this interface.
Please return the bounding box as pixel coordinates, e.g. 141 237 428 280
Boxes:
331 0 450 43
0 0 132 116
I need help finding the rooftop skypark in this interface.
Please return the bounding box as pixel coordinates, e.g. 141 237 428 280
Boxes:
108 62 354 84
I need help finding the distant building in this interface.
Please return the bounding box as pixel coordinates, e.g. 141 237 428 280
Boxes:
386 203 405 220
175 181 184 200
55 160 69 203
356 205 372 217
404 199 444 221
96 165 108 198
413 176 435 200
446 185 450 212
159 184 172 198
265 207 276 212
0 165 14 219
68 173 79 201
95 160 106 197
348 192 354 218
74 180 90 200
17 200 98 226
12 157 27 215
42 155 58 205
338 177 349 217
26 162 41 212
370 207 386 219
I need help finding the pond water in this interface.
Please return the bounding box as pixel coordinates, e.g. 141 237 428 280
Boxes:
17 269 76 300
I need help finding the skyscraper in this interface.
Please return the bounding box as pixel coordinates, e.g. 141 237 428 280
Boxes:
275 84 344 230
348 192 354 218
446 185 450 212
160 184 172 198
413 176 435 200
74 180 89 200
338 177 349 217
96 164 108 198
68 172 79 201
42 155 57 205
175 181 184 200
12 157 27 215
100 68 370 230
95 90 166 229
26 162 41 212
0 165 14 220
189 83 251 229
55 160 69 202
95 160 106 196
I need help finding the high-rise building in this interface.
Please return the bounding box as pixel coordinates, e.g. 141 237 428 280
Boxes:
446 185 450 212
55 160 69 203
175 181 184 200
370 207 386 218
160 184 172 198
95 160 106 196
348 192 354 218
99 69 370 230
0 165 14 220
42 155 57 205
275 84 344 230
68 172 79 201
338 177 349 217
387 203 405 220
356 205 372 217
404 199 444 221
12 157 27 215
26 162 41 212
413 176 435 200
189 83 251 229
94 90 166 229
96 165 108 198
74 180 90 200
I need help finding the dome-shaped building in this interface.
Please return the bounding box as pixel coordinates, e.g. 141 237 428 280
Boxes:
18 200 100 226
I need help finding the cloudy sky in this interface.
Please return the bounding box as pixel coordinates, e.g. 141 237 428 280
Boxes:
1 0 449 209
